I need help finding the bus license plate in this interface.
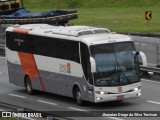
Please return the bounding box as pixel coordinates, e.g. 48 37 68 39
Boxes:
117 95 124 100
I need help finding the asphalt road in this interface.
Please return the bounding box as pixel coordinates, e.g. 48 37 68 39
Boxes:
0 53 160 120
132 35 160 68
132 35 160 44
0 34 160 120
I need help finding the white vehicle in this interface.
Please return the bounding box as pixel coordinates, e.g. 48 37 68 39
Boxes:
5 24 147 105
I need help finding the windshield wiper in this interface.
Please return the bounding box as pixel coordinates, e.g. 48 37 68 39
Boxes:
106 62 119 85
117 62 132 84
94 70 116 79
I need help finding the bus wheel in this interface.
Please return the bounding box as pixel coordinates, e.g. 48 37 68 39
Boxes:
75 88 84 106
25 77 33 95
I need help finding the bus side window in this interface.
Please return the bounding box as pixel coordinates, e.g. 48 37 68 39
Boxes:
58 40 80 63
67 41 80 63
80 43 93 85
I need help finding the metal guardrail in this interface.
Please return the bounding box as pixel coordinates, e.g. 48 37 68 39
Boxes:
0 44 5 49
140 65 160 74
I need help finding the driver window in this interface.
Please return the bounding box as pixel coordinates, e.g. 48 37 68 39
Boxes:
80 43 93 85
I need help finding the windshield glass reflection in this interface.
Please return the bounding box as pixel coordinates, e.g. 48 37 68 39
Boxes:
90 42 140 86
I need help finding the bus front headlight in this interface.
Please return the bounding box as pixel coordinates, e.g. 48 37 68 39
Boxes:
133 86 141 91
134 88 139 91
96 91 107 95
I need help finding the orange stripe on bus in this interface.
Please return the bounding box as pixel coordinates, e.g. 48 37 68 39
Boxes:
13 28 29 34
18 52 46 91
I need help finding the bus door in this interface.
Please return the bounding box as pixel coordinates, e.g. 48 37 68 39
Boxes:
80 42 94 101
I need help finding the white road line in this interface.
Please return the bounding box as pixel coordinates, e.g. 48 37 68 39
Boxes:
37 100 57 106
108 117 124 120
147 100 160 105
141 43 147 46
68 107 87 111
22 117 36 120
142 79 160 84
8 94 26 99
140 37 150 39
0 109 4 111
0 57 5 59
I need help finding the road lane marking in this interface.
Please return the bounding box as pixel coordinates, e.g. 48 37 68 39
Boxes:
142 79 160 84
37 100 57 106
108 117 124 120
22 117 36 120
8 94 26 99
140 37 150 39
0 57 5 59
147 100 160 105
0 109 4 111
23 117 36 120
141 43 147 46
68 107 87 111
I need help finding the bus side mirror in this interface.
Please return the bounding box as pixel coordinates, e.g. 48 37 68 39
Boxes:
90 57 96 73
135 51 139 56
138 51 147 66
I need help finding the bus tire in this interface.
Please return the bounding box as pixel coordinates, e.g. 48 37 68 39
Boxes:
75 87 84 106
25 76 34 95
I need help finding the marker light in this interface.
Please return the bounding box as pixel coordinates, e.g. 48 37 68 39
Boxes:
96 91 107 95
96 97 100 100
100 91 105 95
134 88 139 91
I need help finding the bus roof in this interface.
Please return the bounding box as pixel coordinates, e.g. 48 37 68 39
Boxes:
6 24 133 45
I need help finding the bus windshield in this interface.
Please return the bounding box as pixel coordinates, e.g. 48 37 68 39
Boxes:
90 42 140 87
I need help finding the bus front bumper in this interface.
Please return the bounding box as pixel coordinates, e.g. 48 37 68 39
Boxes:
94 90 141 103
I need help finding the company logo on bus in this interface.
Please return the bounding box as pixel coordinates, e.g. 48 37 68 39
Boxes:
118 86 122 92
60 63 71 74
67 63 71 74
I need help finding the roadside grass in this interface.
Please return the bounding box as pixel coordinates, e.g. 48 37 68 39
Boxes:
23 0 160 33
23 0 160 9
25 7 160 33
73 7 160 33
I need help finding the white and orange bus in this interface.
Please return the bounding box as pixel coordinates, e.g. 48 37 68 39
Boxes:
5 24 147 105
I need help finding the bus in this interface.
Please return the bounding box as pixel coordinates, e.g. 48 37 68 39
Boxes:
5 24 147 105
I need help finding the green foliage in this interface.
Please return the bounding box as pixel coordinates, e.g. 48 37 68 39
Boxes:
23 0 160 9
71 0 159 8
67 0 81 8
22 0 160 33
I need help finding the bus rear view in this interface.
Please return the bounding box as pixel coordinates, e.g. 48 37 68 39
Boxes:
5 24 147 105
